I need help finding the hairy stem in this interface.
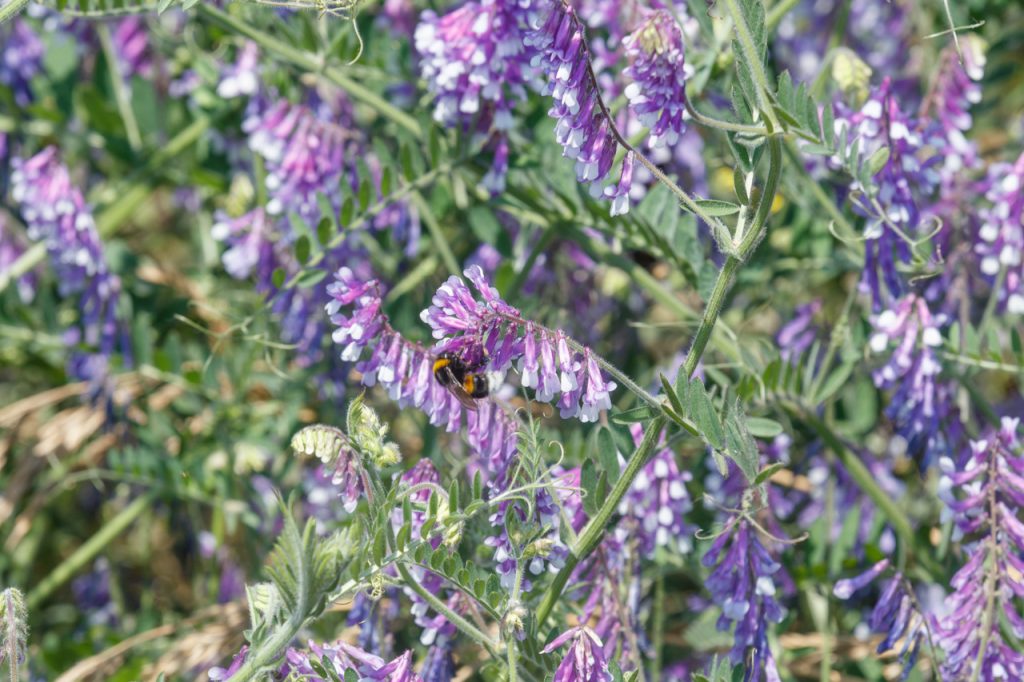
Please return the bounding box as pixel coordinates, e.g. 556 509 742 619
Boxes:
534 415 667 625
0 0 30 26
723 0 781 130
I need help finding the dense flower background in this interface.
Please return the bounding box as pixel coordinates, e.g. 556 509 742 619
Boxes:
1 0 1023 680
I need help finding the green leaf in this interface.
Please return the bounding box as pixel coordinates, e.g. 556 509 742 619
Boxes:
684 199 742 217
271 267 286 289
340 198 355 227
745 417 783 439
317 217 333 246
753 462 785 486
612 405 659 424
815 361 855 403
865 146 890 177
660 373 685 417
295 235 311 264
581 459 600 517
157 0 176 13
687 379 724 449
723 399 760 482
596 427 621 484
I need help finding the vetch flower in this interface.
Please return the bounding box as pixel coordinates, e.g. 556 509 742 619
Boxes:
541 625 612 682
975 151 1024 315
325 267 520 485
0 19 44 105
244 100 347 222
112 17 152 81
869 293 960 464
217 41 260 99
702 516 785 682
623 10 692 149
776 299 822 362
415 0 535 131
526 0 635 211
11 147 126 360
933 417 1024 681
421 265 617 422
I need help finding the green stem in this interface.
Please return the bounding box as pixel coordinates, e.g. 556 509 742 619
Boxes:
684 99 768 136
411 192 461 276
26 490 158 608
534 416 667 625
650 574 665 682
0 0 30 26
722 0 781 130
97 24 143 151
196 4 421 137
683 256 739 379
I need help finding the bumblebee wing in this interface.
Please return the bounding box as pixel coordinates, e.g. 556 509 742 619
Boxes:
446 381 480 411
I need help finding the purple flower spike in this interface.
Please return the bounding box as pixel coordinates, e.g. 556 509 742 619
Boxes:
11 147 126 360
0 19 44 106
623 10 692 149
527 0 634 212
869 293 959 463
415 0 535 132
934 418 1024 681
244 101 347 222
702 516 784 682
833 559 890 600
976 151 1024 315
420 265 617 422
542 626 612 682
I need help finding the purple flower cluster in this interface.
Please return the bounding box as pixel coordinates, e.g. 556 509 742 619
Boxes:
833 559 926 677
526 0 636 214
422 265 617 422
415 0 534 131
869 293 958 462
112 17 152 81
622 10 691 149
244 99 348 222
840 79 941 307
542 626 612 682
217 41 260 100
934 417 1024 680
10 147 125 360
326 267 520 483
285 640 422 681
0 19 44 105
703 516 784 682
619 424 694 557
976 152 1024 315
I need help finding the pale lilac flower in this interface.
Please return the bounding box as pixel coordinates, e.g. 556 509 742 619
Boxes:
415 0 535 131
777 299 822 362
526 0 635 210
869 293 959 463
542 625 612 682
934 418 1024 681
211 208 277 281
838 79 941 307
11 147 126 359
291 424 367 513
243 100 347 221
217 41 260 99
834 561 927 678
208 645 248 681
0 19 44 105
619 424 694 557
623 10 691 149
420 645 455 682
284 641 423 681
702 516 784 682
421 265 617 422
975 152 1024 315
112 17 152 81
325 267 521 482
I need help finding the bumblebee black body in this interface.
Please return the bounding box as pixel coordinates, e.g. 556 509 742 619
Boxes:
433 352 490 407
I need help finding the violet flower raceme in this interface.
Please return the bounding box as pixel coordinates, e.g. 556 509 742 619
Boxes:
10 147 127 360
415 0 535 131
776 299 822 363
542 625 612 682
284 641 423 681
0 19 44 106
869 293 960 463
421 265 617 423
839 79 940 308
976 151 1024 315
244 100 347 222
702 516 784 682
526 0 635 212
325 267 520 485
833 560 928 679
934 418 1024 681
623 10 691 149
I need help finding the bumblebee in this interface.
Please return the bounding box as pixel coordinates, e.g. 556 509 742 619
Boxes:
433 352 490 410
